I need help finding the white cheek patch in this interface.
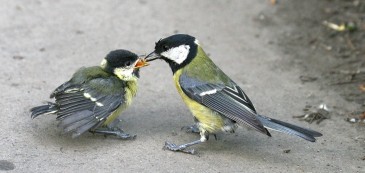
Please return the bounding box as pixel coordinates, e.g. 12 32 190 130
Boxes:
114 67 134 80
161 45 190 64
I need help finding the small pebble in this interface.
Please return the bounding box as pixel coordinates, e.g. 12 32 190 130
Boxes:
283 149 291 153
13 55 24 60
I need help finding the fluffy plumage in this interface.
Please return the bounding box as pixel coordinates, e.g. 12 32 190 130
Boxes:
31 50 142 138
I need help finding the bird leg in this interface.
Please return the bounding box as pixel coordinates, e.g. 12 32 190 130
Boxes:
90 127 136 139
213 134 218 140
164 141 200 154
181 124 200 133
163 134 208 154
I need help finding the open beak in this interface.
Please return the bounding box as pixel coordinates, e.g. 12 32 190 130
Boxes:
145 51 161 62
134 56 149 69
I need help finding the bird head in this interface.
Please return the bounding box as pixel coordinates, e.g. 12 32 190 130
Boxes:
145 34 199 73
101 49 148 81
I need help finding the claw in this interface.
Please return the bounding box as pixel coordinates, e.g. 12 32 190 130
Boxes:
163 141 197 154
163 141 182 151
114 131 136 139
91 127 136 140
181 124 200 133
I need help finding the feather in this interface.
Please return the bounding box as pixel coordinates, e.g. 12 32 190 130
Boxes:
58 110 93 127
72 121 99 138
30 103 57 119
62 117 95 133
32 67 132 137
179 73 269 136
257 114 322 142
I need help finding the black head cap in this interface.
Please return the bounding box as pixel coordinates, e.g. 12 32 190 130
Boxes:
154 34 198 73
103 49 139 73
154 34 196 54
105 49 138 68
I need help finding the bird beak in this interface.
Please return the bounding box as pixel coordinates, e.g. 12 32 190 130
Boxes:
145 51 161 62
134 56 149 69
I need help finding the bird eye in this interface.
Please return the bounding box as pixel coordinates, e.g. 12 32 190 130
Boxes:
163 45 169 51
125 61 131 66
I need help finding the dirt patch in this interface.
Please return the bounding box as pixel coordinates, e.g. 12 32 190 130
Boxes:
263 0 365 117
0 160 15 171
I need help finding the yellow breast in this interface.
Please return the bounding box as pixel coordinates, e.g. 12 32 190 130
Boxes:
103 81 138 126
173 70 224 133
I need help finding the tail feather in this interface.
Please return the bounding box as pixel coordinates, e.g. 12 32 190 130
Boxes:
30 102 57 119
257 114 322 142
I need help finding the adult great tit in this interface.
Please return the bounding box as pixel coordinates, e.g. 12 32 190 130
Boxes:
31 49 148 139
145 34 322 154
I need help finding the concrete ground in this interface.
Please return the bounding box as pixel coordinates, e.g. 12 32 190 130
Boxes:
0 0 363 172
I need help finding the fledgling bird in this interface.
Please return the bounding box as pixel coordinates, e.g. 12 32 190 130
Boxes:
145 34 322 154
30 49 148 139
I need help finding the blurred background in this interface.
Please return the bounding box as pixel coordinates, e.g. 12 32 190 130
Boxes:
0 0 364 172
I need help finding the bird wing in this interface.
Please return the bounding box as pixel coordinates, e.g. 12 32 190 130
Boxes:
52 77 125 138
179 73 270 136
50 80 74 98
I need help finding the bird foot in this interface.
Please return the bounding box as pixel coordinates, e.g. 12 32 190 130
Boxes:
163 141 196 154
92 127 136 140
181 124 200 133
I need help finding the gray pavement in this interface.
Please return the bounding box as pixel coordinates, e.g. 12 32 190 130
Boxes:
0 1 363 172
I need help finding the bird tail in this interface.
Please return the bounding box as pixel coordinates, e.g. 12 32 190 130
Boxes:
30 102 58 119
257 114 322 142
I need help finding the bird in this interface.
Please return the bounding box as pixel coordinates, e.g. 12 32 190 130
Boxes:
30 49 148 139
144 34 322 154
